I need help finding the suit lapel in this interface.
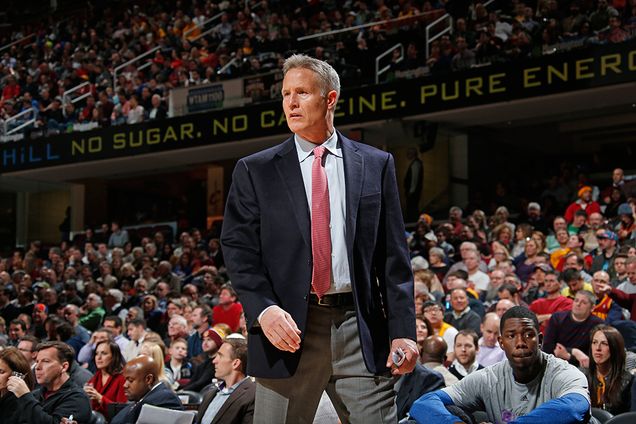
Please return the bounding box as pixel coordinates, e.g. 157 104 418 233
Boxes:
340 133 363 251
211 384 249 424
274 137 311 247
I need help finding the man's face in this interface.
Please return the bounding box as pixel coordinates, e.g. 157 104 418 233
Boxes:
544 274 561 294
454 334 477 367
86 294 100 311
572 214 586 227
553 218 567 232
451 290 468 313
191 307 207 329
123 365 151 402
572 293 593 319
202 335 218 354
218 289 236 306
35 347 67 387
588 213 603 229
9 323 24 340
556 229 569 244
490 270 505 287
63 306 78 324
564 255 581 271
613 168 624 184
32 308 47 324
17 340 35 363
481 318 499 347
127 324 143 341
155 284 169 298
166 302 181 317
627 263 636 284
168 319 184 337
103 319 121 336
499 318 542 371
423 305 443 326
614 257 627 275
463 253 478 271
592 272 610 295
213 343 236 381
496 300 515 317
281 67 335 143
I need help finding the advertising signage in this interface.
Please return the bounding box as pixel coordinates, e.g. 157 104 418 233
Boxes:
1 39 634 173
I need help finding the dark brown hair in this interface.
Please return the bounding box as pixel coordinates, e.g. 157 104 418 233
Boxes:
0 347 36 390
588 324 626 408
94 340 126 375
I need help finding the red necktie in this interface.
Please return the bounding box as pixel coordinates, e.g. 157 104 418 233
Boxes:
311 146 331 298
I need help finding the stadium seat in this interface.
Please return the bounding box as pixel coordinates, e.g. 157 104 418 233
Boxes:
606 412 636 424
591 408 614 424
90 410 106 424
176 389 203 404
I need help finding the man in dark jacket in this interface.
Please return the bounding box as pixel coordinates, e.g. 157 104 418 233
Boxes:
182 328 223 392
196 338 255 424
7 341 92 423
110 355 183 424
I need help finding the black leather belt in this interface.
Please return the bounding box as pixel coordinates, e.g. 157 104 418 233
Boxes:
308 292 354 307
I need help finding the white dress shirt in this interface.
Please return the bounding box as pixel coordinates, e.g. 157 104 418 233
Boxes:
295 131 351 294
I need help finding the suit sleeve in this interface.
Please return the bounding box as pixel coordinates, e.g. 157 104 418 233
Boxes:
221 159 279 328
377 153 416 341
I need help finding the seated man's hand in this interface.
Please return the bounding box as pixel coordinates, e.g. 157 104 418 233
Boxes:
553 343 570 361
260 306 301 353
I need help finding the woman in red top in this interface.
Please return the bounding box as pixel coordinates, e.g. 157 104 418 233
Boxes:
83 340 127 419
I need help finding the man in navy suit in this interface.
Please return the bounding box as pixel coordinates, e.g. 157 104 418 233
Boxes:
110 355 183 424
221 54 417 422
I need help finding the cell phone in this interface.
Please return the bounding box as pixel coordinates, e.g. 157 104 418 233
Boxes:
392 347 406 367
11 371 25 379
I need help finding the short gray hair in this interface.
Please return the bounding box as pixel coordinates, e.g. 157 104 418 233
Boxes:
283 54 340 98
429 247 445 260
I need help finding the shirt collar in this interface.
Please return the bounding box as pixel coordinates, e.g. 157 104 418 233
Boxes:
452 305 471 319
295 130 341 163
219 376 249 395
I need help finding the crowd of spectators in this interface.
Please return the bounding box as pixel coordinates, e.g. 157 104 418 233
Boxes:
1 0 634 139
0 166 635 421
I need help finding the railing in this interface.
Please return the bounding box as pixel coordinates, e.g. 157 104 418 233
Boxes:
297 10 442 42
2 107 36 137
425 0 496 58
425 14 453 59
375 43 403 84
0 33 36 54
183 11 225 41
112 46 161 93
63 81 92 105
217 57 238 75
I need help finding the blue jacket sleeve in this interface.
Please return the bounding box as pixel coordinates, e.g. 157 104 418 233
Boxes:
410 390 462 424
511 393 589 424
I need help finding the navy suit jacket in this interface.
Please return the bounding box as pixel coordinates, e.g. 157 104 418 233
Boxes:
396 363 445 420
221 132 416 378
110 382 183 424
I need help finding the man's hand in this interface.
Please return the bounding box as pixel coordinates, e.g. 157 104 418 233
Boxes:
572 348 590 368
554 343 570 361
7 375 30 398
386 338 418 375
260 306 301 352
595 282 612 297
